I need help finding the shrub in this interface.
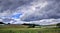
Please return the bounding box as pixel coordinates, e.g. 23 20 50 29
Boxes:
57 23 60 28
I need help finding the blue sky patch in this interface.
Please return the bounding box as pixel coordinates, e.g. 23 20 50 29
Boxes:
11 13 22 19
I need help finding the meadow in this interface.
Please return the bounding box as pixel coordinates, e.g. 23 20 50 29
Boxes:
0 24 60 33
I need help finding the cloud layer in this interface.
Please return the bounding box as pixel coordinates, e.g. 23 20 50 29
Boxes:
20 0 60 21
0 0 60 25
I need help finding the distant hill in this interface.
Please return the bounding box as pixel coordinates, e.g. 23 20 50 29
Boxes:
0 22 5 24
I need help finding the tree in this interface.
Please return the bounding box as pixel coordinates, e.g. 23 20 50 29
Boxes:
22 23 35 28
57 23 60 28
8 23 10 25
0 22 4 24
28 24 35 28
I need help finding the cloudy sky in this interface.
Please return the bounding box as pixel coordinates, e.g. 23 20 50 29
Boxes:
0 0 60 25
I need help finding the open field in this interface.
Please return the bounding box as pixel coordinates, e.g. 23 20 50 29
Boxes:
0 25 60 33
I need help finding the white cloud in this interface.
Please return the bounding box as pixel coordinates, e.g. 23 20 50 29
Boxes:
0 19 3 22
28 18 60 25
10 18 60 25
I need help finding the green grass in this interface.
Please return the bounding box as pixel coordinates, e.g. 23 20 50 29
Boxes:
0 25 60 33
0 28 60 33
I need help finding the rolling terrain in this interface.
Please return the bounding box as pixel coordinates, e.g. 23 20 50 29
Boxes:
0 24 60 33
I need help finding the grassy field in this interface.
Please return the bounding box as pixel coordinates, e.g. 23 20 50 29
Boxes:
0 25 60 33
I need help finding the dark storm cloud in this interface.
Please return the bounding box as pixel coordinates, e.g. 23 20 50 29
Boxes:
0 0 33 13
20 0 60 21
